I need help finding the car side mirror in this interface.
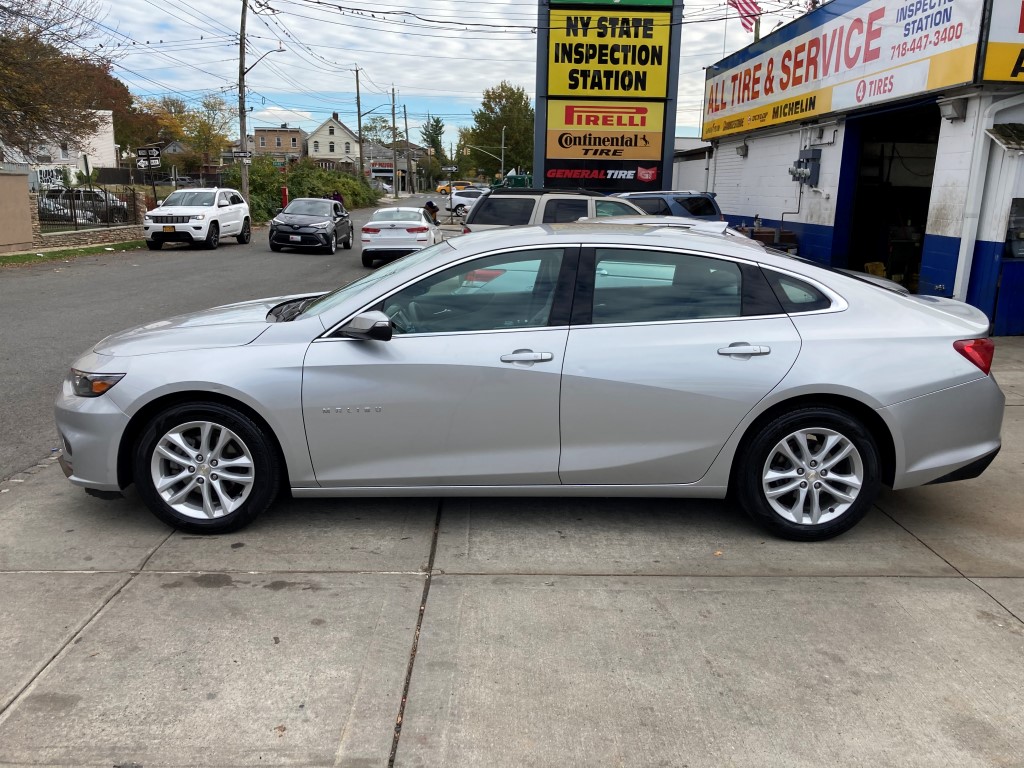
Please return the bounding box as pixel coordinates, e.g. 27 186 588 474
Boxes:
339 310 393 341
156 200 164 207
218 200 229 207
274 207 283 214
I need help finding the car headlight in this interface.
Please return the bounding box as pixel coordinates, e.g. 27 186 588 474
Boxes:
271 217 284 226
189 214 207 221
144 214 153 222
311 221 331 230
68 369 125 397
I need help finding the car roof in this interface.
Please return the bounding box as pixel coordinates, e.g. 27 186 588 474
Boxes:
579 215 749 238
479 188 607 197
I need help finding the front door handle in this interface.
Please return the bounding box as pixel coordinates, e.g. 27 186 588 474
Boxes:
500 350 554 364
718 343 771 357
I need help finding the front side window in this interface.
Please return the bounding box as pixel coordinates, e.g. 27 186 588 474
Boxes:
590 248 742 324
381 249 565 334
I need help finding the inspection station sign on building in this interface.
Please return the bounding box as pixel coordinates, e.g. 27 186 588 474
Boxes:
702 0 984 139
535 0 682 192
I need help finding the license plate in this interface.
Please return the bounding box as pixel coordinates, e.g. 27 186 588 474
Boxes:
162 226 175 233
289 235 301 242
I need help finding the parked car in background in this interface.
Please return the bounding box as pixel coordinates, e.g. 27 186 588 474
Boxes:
436 180 474 195
360 206 442 268
614 190 723 220
55 223 1003 539
269 198 354 254
38 197 97 224
462 188 644 232
446 188 487 217
143 188 251 250
43 187 128 222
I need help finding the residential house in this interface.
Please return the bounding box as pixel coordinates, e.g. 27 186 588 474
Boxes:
253 124 306 166
307 113 360 172
2 110 117 190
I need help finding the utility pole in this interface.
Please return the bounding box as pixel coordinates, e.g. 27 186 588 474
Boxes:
403 104 413 195
355 67 364 182
391 87 399 197
237 0 249 202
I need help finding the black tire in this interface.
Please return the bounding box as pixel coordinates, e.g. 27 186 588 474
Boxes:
454 204 467 217
270 240 283 252
146 240 163 251
133 402 280 534
324 232 337 255
236 218 251 244
342 227 353 250
362 253 375 268
734 406 880 541
205 222 220 250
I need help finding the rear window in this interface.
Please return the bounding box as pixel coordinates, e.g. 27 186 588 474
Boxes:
630 197 672 215
469 197 536 225
675 196 718 217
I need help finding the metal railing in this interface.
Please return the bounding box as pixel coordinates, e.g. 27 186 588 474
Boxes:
37 185 138 233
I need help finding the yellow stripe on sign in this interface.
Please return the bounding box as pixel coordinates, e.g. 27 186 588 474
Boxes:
982 42 1024 82
702 88 832 140
925 44 979 89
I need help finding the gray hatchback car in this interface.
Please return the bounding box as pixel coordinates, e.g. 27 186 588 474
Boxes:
56 224 1003 540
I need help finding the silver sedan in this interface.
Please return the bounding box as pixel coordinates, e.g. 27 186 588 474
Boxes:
55 224 1004 540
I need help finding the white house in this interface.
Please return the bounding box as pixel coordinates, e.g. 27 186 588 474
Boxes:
307 112 360 171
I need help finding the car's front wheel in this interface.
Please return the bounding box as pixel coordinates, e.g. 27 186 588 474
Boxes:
269 239 282 252
735 406 880 541
342 227 353 250
133 402 280 534
205 222 220 250
236 218 251 244
324 232 337 254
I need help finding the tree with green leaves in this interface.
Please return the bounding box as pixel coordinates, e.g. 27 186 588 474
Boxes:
179 95 234 168
361 115 398 147
468 81 534 180
419 115 447 165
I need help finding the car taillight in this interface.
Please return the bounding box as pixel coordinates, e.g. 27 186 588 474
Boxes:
463 226 471 234
362 227 380 234
406 226 428 234
954 338 994 375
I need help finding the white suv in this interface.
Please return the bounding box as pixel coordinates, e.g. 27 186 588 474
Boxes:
144 188 251 250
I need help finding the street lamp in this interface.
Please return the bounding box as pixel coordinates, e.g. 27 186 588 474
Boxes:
237 7 284 204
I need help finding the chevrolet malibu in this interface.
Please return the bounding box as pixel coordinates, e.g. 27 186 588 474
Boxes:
55 225 1004 540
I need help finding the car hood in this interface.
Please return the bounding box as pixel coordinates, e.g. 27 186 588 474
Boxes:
149 205 217 217
93 295 304 356
274 212 331 226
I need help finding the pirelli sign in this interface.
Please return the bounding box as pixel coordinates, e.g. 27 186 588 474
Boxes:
547 102 664 161
537 0 682 193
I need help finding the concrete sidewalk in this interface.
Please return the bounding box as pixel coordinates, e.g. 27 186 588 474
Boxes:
0 340 1021 766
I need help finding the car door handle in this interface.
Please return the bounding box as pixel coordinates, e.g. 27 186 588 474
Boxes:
500 350 554 363
718 344 771 356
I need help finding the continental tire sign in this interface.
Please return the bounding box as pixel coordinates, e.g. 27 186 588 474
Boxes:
546 102 664 160
536 0 681 193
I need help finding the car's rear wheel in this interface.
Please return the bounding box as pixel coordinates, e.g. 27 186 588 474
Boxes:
236 218 251 244
133 402 280 534
324 232 337 255
342 228 353 249
146 240 163 251
362 253 375 268
735 406 880 541
205 222 220 250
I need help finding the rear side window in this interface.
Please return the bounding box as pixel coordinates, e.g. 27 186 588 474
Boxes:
595 199 641 217
763 270 833 313
543 198 587 223
470 197 535 225
591 248 742 324
675 196 718 217
629 197 672 215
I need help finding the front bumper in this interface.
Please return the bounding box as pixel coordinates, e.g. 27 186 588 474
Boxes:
144 220 211 243
54 381 130 492
270 228 332 248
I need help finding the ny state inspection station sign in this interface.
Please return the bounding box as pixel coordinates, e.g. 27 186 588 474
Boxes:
535 0 682 192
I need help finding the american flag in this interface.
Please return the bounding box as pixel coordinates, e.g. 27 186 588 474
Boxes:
727 0 762 32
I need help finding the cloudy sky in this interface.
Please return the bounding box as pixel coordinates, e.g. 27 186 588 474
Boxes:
92 0 810 149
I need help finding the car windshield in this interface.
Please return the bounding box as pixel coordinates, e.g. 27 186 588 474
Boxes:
285 200 332 217
163 190 216 207
371 209 422 222
299 241 453 317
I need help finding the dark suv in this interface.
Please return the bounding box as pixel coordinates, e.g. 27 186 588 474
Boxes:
613 191 722 221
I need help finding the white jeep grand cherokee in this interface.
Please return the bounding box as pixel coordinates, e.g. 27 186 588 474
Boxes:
144 188 251 250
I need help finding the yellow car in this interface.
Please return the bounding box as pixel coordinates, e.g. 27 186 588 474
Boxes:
436 180 474 195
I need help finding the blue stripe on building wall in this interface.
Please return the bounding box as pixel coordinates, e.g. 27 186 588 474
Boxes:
966 239 1005 319
918 234 959 298
724 216 835 264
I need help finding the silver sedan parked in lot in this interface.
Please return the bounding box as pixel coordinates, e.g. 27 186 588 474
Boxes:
55 224 1004 540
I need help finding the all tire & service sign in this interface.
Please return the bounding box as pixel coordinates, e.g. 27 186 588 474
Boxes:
701 0 984 139
534 0 684 192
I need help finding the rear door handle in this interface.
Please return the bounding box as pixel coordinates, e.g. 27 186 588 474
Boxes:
717 344 771 356
500 350 554 363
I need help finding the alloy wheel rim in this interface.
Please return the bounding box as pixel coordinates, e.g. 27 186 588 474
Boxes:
150 420 255 520
761 427 863 526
